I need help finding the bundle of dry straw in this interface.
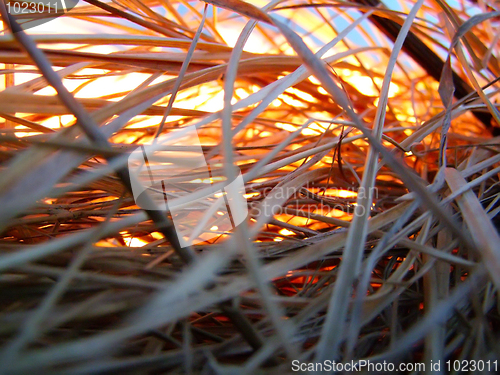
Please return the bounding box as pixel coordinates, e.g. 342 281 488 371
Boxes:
0 0 499 373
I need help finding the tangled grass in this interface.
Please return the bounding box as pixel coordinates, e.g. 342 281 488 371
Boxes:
0 0 499 373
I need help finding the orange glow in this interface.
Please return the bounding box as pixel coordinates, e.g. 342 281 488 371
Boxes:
151 232 164 240
342 71 400 98
276 122 299 132
236 158 258 166
275 215 310 227
301 123 326 136
310 188 358 199
279 228 296 236
244 192 260 199
285 87 317 103
90 196 118 203
190 176 227 184
125 237 149 247
14 125 42 138
313 207 350 219
0 2 492 367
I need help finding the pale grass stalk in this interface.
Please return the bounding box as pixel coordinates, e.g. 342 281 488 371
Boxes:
219 0 298 359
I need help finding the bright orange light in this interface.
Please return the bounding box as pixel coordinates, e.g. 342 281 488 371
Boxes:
285 87 317 103
243 192 260 199
125 237 149 247
14 125 41 138
342 71 400 98
301 122 326 136
279 228 295 236
313 207 347 218
310 188 358 198
151 232 163 240
91 196 118 203
276 122 299 132
190 176 227 184
332 189 357 198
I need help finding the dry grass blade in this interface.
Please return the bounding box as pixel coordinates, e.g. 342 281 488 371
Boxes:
315 0 425 361
444 168 500 289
